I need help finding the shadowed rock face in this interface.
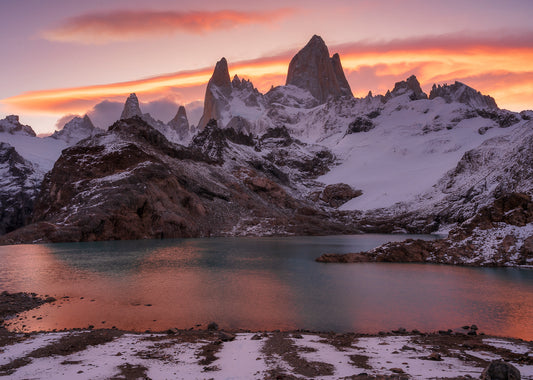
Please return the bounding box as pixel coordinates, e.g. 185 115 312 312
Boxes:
286 35 352 103
198 58 232 129
330 53 353 98
168 106 190 139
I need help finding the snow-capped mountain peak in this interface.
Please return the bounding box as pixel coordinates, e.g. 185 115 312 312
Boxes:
49 114 97 144
0 115 36 137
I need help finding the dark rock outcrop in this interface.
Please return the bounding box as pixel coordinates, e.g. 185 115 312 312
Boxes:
481 360 521 380
347 117 375 133
286 35 352 103
320 184 362 208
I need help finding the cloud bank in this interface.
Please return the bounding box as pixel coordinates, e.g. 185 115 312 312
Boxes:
42 9 295 43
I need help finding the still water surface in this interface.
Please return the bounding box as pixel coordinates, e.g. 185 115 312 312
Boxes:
1 235 532 339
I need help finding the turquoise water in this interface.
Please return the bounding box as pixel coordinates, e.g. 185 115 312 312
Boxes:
0 234 532 339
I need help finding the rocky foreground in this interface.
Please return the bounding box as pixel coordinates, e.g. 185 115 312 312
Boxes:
317 193 533 267
0 292 532 379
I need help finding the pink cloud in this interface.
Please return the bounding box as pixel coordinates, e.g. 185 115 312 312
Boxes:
42 9 295 43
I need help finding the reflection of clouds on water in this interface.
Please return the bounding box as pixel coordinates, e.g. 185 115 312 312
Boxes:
0 235 532 339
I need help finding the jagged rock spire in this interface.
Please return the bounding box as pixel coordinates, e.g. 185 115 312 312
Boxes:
168 106 190 139
390 75 428 100
198 57 232 129
330 53 353 97
209 57 231 92
120 93 142 119
286 35 352 103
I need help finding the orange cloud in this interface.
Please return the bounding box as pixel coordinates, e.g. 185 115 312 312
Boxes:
3 33 533 119
42 9 295 43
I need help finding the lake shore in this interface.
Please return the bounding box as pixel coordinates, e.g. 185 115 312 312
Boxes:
1 292 532 379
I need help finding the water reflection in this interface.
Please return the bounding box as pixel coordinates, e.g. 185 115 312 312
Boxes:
0 235 532 340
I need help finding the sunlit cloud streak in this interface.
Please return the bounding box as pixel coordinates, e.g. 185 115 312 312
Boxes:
42 9 295 44
3 32 533 117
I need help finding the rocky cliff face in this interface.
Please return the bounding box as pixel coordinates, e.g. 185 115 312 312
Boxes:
0 143 41 235
198 58 232 129
286 35 352 103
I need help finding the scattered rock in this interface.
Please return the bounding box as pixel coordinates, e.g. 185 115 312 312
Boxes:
427 352 443 361
320 183 362 208
207 322 219 331
219 332 236 342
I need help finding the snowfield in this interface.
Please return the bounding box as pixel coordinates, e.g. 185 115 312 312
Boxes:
1 331 531 379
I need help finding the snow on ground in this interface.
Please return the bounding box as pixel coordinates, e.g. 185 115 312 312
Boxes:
0 133 67 172
2 332 532 379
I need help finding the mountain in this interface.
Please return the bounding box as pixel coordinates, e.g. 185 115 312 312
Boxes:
168 106 191 140
49 115 97 144
0 115 36 137
1 116 351 243
120 93 143 119
0 34 531 267
286 35 352 103
0 143 41 234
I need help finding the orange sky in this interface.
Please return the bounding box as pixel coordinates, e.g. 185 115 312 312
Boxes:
4 33 533 116
1 1 532 133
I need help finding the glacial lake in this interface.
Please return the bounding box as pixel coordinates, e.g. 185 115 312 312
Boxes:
1 234 532 340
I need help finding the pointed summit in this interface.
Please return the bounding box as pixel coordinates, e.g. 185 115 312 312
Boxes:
198 58 233 129
168 106 190 139
210 57 232 93
120 93 142 119
286 35 352 103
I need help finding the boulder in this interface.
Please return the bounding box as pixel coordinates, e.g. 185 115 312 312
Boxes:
481 360 521 380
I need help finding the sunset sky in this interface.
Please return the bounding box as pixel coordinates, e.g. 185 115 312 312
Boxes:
1 0 532 134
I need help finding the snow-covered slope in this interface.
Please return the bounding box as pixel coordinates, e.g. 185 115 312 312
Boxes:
49 115 97 145
319 97 529 211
